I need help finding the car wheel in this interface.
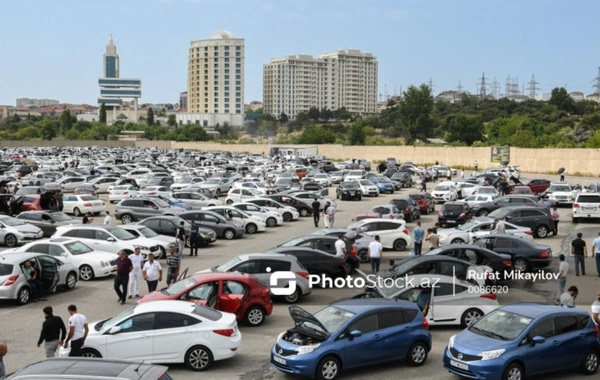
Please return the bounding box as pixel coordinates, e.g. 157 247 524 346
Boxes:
460 308 483 328
216 189 221 196
109 200 115 204
358 249 369 263
336 193 339 199
417 211 421 219
158 246 166 259
82 349 102 358
513 258 529 272
223 229 235 240
73 207 81 217
245 306 265 326
299 209 309 217
535 225 549 238
4 234 17 248
477 209 489 217
79 265 94 281
316 356 341 380
266 217 277 227
375 193 379 197
120 214 133 224
246 223 257 234
391 189 395 194
502 362 523 380
358 196 362 201
16 287 30 305
284 287 301 304
451 238 465 244
282 212 292 222
185 345 214 371
226 199 233 205
393 239 407 251
407 341 428 366
581 349 600 375
65 272 77 290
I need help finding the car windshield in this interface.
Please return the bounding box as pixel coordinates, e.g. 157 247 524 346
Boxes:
216 256 242 271
277 179 292 184
100 307 135 331
359 180 373 186
308 306 355 334
107 228 136 241
434 185 450 191
341 182 357 188
51 212 74 222
409 194 424 200
456 221 478 231
163 277 197 295
178 178 192 184
376 177 390 183
281 237 305 247
79 195 96 201
137 226 159 238
488 208 512 219
470 309 533 341
0 217 26 227
550 185 571 192
154 199 170 208
348 171 362 176
65 241 94 255
205 179 220 185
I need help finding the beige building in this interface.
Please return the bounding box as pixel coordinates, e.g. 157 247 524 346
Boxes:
263 49 377 119
16 98 59 107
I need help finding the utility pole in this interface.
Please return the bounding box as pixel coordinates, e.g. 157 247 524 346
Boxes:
428 77 436 96
505 75 512 99
456 81 464 101
491 77 500 99
477 72 488 100
527 74 540 99
593 67 600 94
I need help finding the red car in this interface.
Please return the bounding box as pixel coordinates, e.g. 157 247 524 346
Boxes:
138 272 273 327
408 192 435 214
511 186 533 195
351 212 381 222
524 179 551 195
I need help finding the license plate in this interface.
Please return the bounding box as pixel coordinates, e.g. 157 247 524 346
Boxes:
446 220 456 223
450 360 468 370
273 355 286 365
582 207 596 211
211 237 216 241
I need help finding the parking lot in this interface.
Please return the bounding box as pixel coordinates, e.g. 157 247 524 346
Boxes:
2 172 600 380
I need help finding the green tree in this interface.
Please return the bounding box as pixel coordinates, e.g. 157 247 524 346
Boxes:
296 126 336 144
99 103 107 124
167 114 177 127
549 87 575 113
307 107 320 121
147 108 155 126
398 84 437 142
320 108 334 121
180 124 208 141
278 112 289 124
443 114 484 146
61 109 73 133
40 120 59 140
348 118 366 145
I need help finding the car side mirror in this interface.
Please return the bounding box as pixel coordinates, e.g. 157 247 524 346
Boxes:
153 205 159 210
107 237 116 242
349 330 362 340
49 220 55 224
109 326 122 334
61 252 68 257
531 336 545 345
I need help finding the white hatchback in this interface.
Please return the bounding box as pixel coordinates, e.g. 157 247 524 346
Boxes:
346 218 412 251
108 185 138 203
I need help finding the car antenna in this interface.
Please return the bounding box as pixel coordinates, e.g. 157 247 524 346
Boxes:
133 360 145 376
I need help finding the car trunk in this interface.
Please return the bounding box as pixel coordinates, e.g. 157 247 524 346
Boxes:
442 205 464 218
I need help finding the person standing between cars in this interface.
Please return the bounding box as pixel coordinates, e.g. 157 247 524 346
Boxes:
143 253 162 292
103 211 112 225
37 306 66 358
593 291 600 325
64 305 88 357
114 250 132 305
82 212 93 224
175 221 186 256
413 222 425 256
127 247 144 299
559 286 578 307
326 203 336 228
166 245 181 285
474 160 478 172
311 197 321 227
426 228 440 250
560 170 566 182
593 232 600 277
557 254 568 301
23 261 45 302
368 235 383 274
0 342 7 377
492 219 506 234
571 232 587 276
189 220 199 256
551 206 560 236
334 234 346 260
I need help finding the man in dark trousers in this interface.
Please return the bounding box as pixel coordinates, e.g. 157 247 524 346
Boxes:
571 232 587 276
175 221 186 257
166 245 181 285
311 197 321 227
37 306 66 358
189 220 199 256
114 251 132 305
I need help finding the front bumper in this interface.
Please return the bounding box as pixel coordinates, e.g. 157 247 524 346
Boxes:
443 346 503 380
271 344 318 377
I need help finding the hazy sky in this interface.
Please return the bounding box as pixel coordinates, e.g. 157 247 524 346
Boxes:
2 0 600 106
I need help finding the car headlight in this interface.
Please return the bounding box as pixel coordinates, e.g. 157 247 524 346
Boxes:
477 349 505 360
277 332 285 342
101 261 108 268
448 335 455 348
296 343 321 355
200 233 208 239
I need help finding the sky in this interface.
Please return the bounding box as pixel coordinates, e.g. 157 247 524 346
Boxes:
2 0 600 106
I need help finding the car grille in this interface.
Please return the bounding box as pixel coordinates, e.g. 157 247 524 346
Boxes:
449 347 481 362
274 344 297 357
150 246 160 252
555 196 568 200
109 260 117 266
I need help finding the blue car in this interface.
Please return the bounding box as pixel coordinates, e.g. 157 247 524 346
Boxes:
372 176 395 194
443 303 600 380
271 299 431 380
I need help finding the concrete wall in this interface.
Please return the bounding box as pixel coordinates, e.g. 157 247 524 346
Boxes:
0 139 135 148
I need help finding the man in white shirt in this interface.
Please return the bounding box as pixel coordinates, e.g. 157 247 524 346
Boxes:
326 204 336 228
593 291 600 325
103 211 112 225
593 232 600 277
128 248 144 298
334 234 346 260
368 235 383 274
142 253 162 293
551 206 560 236
64 304 88 357
492 219 506 234
557 254 568 301
559 286 578 307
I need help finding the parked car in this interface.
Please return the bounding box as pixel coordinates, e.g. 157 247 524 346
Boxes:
431 182 458 203
438 217 533 245
292 192 336 210
371 176 395 194
311 228 375 263
73 183 98 198
0 215 43 247
544 182 580 205
137 186 172 198
370 204 404 220
0 252 78 304
271 299 432 380
463 194 496 208
118 224 177 259
108 185 138 203
87 176 119 193
424 244 513 279
275 235 360 273
179 210 245 240
346 218 412 251
245 197 300 221
474 234 552 272
336 181 362 201
114 197 184 224
351 212 382 222
138 215 217 246
408 192 436 215
511 185 533 195
487 206 553 238
357 179 379 197
572 192 600 222
225 187 263 205
16 210 76 237
470 195 542 217
443 304 600 380
438 201 473 227
138 273 273 327
62 195 106 217
232 202 283 227
390 197 421 222
56 177 87 191
170 176 205 192
266 195 313 217
266 246 348 278
523 178 551 194
204 206 267 234
172 191 223 209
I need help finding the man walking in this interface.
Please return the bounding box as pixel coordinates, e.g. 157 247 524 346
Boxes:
593 291 600 325
0 342 7 377
127 247 144 299
323 202 330 228
189 220 199 256
413 222 425 256
571 232 587 276
103 211 112 225
492 219 506 234
166 245 181 285
326 203 336 228
175 221 186 257
114 251 132 305
311 198 321 227
143 253 162 292
593 232 600 277
551 206 560 236
559 285 578 307
426 228 440 250
37 306 66 358
557 254 568 301
368 235 383 274
64 305 87 357
334 234 346 260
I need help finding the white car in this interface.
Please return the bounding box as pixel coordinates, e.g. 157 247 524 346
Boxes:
245 198 300 222
172 192 222 209
346 218 412 251
476 186 498 196
171 177 205 192
232 181 269 195
56 176 87 191
62 195 106 217
312 173 332 188
437 218 534 245
137 186 172 198
431 182 458 203
59 301 241 371
117 224 176 259
546 182 580 204
108 185 138 203
88 177 119 193
373 274 499 327
3 238 118 281
0 215 44 247
204 206 267 234
357 179 379 197
463 194 496 207
225 188 263 205
345 170 365 181
457 182 479 198
231 202 284 227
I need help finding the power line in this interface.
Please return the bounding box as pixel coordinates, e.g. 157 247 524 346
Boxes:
593 67 600 94
527 74 540 99
477 72 488 100
491 77 500 99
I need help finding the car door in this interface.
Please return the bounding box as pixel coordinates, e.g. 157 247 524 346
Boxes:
315 239 336 255
62 196 76 213
429 283 466 324
142 200 161 218
93 229 115 252
158 219 177 236
217 280 248 315
522 316 559 375
199 213 222 234
491 237 517 257
519 209 547 230
152 312 200 361
39 213 56 237
105 312 156 360
141 219 161 235
343 313 385 368
376 309 413 358
36 255 60 291
257 259 292 288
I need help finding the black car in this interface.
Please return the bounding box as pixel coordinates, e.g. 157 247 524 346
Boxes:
137 215 216 246
266 246 348 278
336 181 362 201
438 201 473 227
487 205 553 238
471 195 543 217
16 210 76 237
267 194 312 217
377 255 483 283
424 244 513 280
178 210 246 240
301 181 321 192
474 234 552 272
389 197 421 222
274 235 360 273
391 171 413 188
383 168 398 178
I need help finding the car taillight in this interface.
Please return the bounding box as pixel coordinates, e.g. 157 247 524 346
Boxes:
389 214 394 219
102 202 105 206
83 203 93 207
350 248 357 256
296 271 309 279
123 191 129 195
595 324 599 336
573 203 580 208
406 207 410 212
402 228 408 235
502 259 512 267
422 318 429 330
481 293 497 300
438 211 443 216
262 288 270 299
539 250 549 259
213 329 235 337
149 192 156 195
2 275 19 286
114 209 118 213
525 231 533 236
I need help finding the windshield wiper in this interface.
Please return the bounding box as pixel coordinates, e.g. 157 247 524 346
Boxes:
471 326 507 340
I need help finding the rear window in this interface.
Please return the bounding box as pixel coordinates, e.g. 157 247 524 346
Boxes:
192 305 222 321
443 204 463 212
79 196 96 201
577 195 600 203
409 194 424 200
0 263 13 276
390 200 408 208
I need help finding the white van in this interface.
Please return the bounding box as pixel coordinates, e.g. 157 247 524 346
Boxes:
572 193 600 222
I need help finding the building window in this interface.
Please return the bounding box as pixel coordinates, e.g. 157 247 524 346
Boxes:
236 92 241 97
195 120 200 125
236 81 241 85
225 92 229 97
236 46 241 50
236 64 241 68
236 52 241 57
225 52 229 57
225 75 229 79
214 58 219 62
236 75 240 80
225 63 229 68
236 58 241 62
236 110 241 114
236 69 241 74
236 86 241 91
225 86 229 90
236 97 241 102
225 58 229 62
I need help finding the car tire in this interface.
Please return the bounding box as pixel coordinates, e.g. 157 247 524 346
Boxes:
316 356 341 380
391 189 395 194
407 341 428 366
82 349 102 358
216 189 221 196
266 217 277 227
185 345 214 371
65 272 77 290
477 209 489 217
246 223 257 234
226 199 233 205
451 238 465 244
407 215 413 223
535 225 549 238
73 207 81 217
4 234 17 248
79 265 94 281
284 287 301 304
223 229 235 240
299 209 309 217
513 258 529 272
502 362 523 380
120 214 133 224
16 286 30 305
460 308 483 328
581 349 600 375
109 200 115 204
393 239 407 251
336 193 340 199
244 306 265 326
573 217 580 223
357 249 369 263
282 213 293 222
158 246 166 259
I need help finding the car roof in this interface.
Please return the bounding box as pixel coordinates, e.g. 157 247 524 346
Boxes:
134 300 198 314
332 298 418 312
48 238 74 243
0 252 47 263
500 303 588 318
442 201 467 205
239 253 298 261
191 272 255 282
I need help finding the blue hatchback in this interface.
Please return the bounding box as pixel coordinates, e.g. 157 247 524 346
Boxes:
372 177 395 194
271 299 431 380
443 303 600 380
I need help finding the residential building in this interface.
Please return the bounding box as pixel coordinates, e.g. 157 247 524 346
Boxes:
569 91 584 101
180 30 244 127
263 49 377 119
0 106 9 121
245 100 263 112
179 91 188 111
16 98 59 107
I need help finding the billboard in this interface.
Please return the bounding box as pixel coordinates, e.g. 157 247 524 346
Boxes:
490 146 510 165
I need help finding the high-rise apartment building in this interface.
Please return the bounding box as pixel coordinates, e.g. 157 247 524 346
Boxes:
263 49 377 118
16 98 59 107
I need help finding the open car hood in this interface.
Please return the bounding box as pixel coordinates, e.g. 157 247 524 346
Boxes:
289 306 330 337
